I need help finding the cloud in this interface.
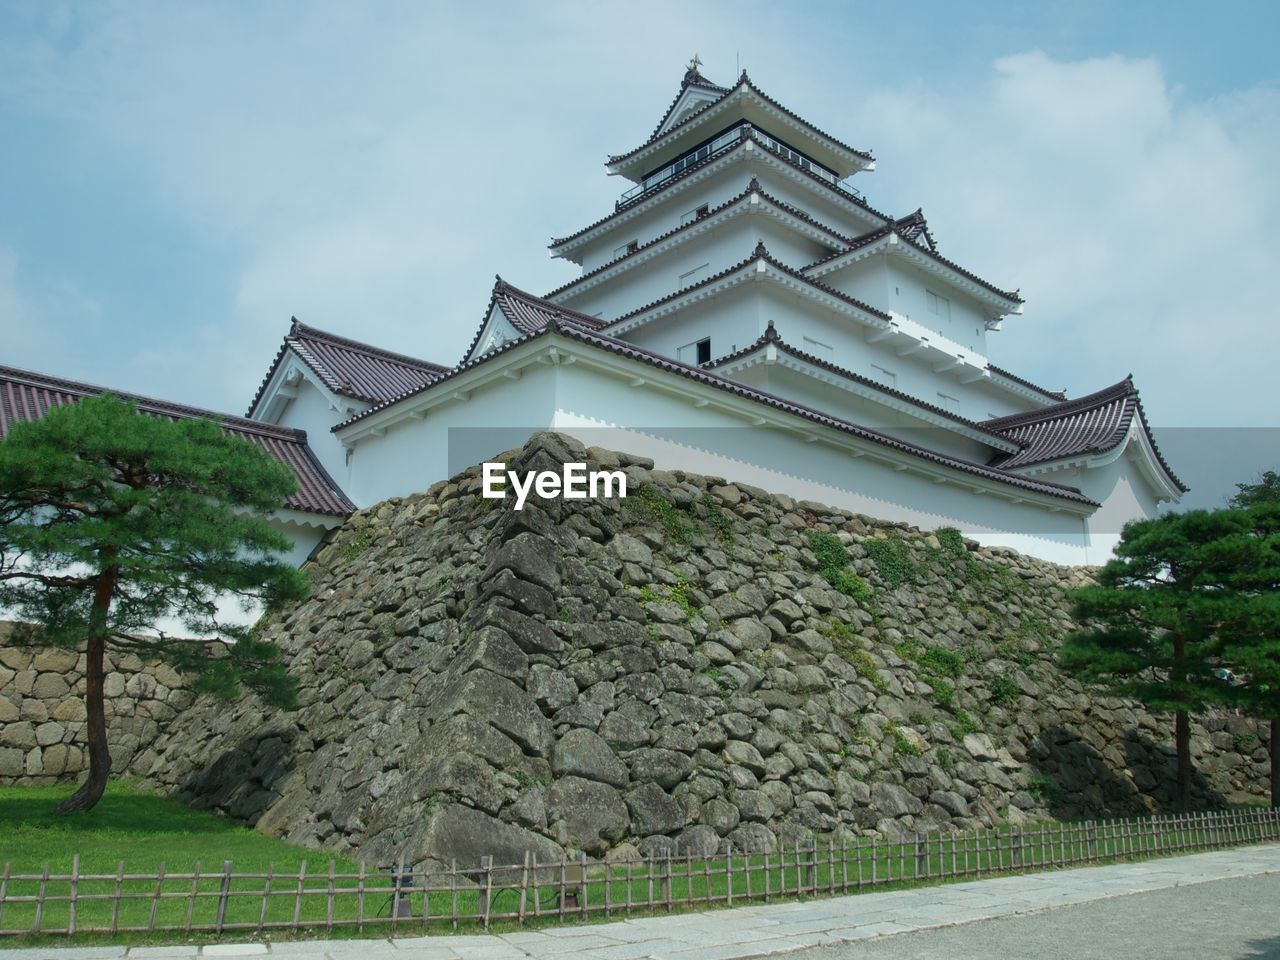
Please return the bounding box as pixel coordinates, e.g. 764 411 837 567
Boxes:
854 52 1280 427
2 7 1276 437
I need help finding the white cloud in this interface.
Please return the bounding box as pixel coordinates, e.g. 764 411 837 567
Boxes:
854 52 1280 426
2 7 1276 435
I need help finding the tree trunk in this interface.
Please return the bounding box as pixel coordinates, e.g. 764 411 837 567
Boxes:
1175 708 1191 814
1271 718 1279 810
55 560 118 815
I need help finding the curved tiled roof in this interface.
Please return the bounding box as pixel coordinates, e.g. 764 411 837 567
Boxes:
0 364 354 517
609 72 874 168
551 128 892 251
461 277 607 364
986 364 1067 402
248 320 449 415
707 321 1018 445
336 287 1095 507
805 214 1023 304
648 67 731 141
605 242 892 331
984 377 1187 491
544 180 853 302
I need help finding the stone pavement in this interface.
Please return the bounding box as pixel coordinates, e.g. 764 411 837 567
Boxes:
4 844 1279 960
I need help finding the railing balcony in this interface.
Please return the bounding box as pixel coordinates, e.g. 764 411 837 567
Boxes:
615 124 860 210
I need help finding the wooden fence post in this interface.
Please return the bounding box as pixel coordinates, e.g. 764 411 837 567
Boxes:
518 851 530 925
147 862 166 932
215 860 233 933
68 853 80 935
258 863 274 933
33 863 48 934
480 855 493 929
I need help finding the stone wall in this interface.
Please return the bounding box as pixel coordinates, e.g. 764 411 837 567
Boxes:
0 623 196 783
123 433 1270 869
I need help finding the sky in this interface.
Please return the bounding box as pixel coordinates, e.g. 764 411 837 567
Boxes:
1 0 1277 507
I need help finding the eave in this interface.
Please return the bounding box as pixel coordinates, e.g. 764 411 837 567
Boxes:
552 135 890 263
708 330 1022 453
608 76 875 183
805 231 1024 318
545 182 852 305
334 324 1095 512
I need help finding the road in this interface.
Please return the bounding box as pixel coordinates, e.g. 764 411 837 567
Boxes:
789 873 1280 960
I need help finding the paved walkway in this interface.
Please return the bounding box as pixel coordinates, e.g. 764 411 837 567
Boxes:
4 844 1279 960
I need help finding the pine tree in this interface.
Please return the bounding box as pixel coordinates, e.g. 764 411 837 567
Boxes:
0 394 307 813
1060 510 1249 812
1218 488 1280 808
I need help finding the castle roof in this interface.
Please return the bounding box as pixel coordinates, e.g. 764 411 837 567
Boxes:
0 364 354 518
544 180 853 302
551 129 891 254
338 283 1096 508
608 72 874 178
248 319 449 416
461 277 607 362
707 321 1019 447
805 214 1024 306
984 377 1187 491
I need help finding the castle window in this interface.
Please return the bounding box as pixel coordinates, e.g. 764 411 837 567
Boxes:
680 203 710 225
937 392 959 412
678 338 712 365
802 336 833 359
871 364 897 388
614 239 640 258
926 290 951 320
678 262 709 286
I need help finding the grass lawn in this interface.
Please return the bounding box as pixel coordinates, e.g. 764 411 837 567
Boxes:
1 780 1277 947
1 780 357 876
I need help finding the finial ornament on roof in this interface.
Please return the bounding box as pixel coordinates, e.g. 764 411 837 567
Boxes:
683 54 706 85
764 319 780 342
753 239 768 258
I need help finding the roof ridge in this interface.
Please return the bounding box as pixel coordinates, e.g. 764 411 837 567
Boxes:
330 320 1096 507
983 377 1136 429
289 320 449 372
609 75 874 168
543 182 855 302
986 364 1067 402
805 219 1021 303
0 363 307 442
552 133 892 251
704 326 1016 442
607 242 891 330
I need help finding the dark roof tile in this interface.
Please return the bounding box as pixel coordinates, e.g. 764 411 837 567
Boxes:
337 284 1095 507
609 73 874 167
984 377 1187 491
248 320 449 415
0 365 355 517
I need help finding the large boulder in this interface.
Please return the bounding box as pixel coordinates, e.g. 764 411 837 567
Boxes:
551 729 629 788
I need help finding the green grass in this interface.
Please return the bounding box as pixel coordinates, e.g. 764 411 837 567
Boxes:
2 783 1277 947
806 532 873 604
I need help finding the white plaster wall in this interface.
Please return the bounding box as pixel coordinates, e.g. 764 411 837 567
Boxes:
733 364 998 464
544 363 1092 563
559 213 831 322
569 149 882 273
272 379 359 492
623 285 766 362
1025 451 1166 565
340 363 560 507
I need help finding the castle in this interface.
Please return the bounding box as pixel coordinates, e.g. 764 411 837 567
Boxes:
3 62 1185 565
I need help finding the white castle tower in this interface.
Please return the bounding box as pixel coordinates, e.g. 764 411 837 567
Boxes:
242 60 1185 564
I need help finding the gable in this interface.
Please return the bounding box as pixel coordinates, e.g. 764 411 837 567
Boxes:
656 86 723 137
465 304 524 363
